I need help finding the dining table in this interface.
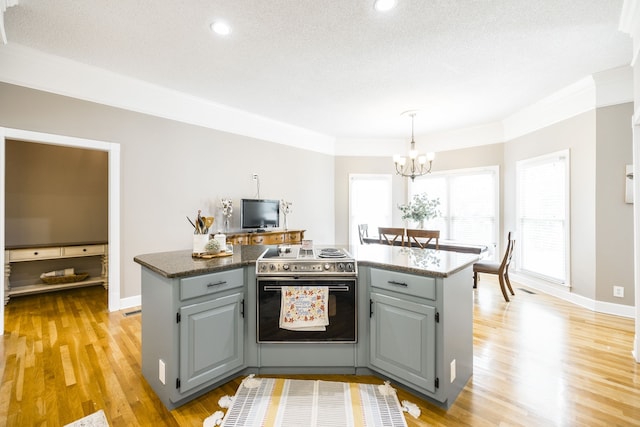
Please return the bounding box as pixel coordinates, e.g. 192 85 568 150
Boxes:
361 236 488 254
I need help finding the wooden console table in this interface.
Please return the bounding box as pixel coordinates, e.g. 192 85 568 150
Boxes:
4 242 108 304
225 229 305 246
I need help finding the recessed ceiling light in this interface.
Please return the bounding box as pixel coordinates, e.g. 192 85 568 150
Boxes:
374 0 397 12
210 21 231 36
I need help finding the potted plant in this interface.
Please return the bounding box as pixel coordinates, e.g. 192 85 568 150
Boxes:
398 193 440 228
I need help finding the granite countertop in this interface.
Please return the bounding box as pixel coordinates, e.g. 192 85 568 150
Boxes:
350 244 480 277
133 245 268 278
134 243 479 279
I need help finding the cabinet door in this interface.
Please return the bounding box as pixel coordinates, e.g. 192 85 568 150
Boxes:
179 292 244 393
370 292 436 393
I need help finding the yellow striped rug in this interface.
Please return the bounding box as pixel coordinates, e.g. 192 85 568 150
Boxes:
205 376 410 427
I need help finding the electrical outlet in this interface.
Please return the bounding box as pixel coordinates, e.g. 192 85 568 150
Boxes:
450 359 456 383
613 286 624 298
252 173 258 180
159 359 166 385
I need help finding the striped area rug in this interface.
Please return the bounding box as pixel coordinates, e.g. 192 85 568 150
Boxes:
207 376 409 427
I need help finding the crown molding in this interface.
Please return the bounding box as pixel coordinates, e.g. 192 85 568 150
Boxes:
0 44 631 157
0 43 336 155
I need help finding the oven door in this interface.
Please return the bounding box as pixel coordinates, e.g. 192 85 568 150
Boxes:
257 277 357 343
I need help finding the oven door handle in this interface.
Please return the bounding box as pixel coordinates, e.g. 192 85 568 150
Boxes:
262 285 351 292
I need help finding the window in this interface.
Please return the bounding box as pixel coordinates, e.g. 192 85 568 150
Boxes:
516 150 570 284
349 174 392 245
410 167 499 258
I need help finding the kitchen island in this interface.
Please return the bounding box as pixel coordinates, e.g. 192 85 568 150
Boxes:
134 244 478 410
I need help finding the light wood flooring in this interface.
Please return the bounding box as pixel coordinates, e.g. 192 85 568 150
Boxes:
1 277 639 426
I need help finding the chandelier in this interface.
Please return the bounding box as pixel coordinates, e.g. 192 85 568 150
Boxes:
393 111 435 181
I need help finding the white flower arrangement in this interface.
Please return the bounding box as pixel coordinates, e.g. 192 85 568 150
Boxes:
221 198 233 218
280 199 292 215
280 199 292 230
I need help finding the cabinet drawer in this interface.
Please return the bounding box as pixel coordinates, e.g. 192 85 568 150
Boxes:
284 231 302 243
370 268 436 300
180 268 244 300
228 235 248 245
10 247 61 261
263 234 285 244
63 245 105 257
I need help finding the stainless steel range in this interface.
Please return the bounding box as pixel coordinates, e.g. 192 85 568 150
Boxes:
256 246 357 343
256 246 357 276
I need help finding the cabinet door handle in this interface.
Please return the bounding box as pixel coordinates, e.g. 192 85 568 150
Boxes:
207 280 227 288
369 299 373 317
388 280 408 287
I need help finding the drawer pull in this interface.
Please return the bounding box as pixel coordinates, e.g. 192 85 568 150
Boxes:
83 248 87 252
34 252 39 255
388 280 408 287
207 280 227 288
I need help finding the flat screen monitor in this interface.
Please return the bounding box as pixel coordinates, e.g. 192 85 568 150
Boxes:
241 199 280 230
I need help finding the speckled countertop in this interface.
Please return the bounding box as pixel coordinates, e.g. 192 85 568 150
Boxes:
134 244 479 279
350 244 479 277
133 245 268 278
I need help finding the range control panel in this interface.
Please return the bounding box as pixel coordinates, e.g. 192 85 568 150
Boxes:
256 260 357 276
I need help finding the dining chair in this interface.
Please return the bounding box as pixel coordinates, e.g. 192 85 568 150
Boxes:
406 229 440 249
378 227 405 246
473 231 516 302
357 224 369 244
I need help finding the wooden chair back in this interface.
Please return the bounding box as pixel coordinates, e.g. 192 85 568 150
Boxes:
473 231 516 301
357 224 369 244
378 227 405 246
406 229 440 249
500 231 515 273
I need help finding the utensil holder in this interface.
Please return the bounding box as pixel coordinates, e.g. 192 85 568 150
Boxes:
193 234 209 254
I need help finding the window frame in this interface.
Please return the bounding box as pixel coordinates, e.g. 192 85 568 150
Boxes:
348 173 393 246
409 165 500 260
515 149 571 286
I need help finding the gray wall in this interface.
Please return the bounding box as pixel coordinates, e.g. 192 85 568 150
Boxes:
595 103 634 305
503 105 634 305
2 81 633 306
338 106 634 306
504 111 597 299
5 139 108 246
0 82 335 299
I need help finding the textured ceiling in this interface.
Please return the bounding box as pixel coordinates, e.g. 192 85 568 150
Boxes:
3 0 632 141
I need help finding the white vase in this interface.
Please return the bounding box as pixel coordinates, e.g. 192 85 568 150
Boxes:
193 234 209 254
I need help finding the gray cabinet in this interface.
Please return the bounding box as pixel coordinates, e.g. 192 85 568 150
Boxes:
370 292 436 393
179 292 244 393
368 265 473 409
141 267 245 409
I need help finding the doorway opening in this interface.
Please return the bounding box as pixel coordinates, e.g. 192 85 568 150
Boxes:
1 127 121 334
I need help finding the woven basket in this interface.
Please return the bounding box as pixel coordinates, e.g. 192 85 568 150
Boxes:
41 273 89 285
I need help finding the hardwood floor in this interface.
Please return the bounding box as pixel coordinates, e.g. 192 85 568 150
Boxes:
1 278 639 426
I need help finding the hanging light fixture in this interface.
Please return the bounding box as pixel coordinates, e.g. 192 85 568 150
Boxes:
393 110 435 181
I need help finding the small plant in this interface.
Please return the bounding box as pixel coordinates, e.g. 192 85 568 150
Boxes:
398 193 440 227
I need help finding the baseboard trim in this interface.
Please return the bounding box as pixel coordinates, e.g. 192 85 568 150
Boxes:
510 273 635 318
120 295 141 311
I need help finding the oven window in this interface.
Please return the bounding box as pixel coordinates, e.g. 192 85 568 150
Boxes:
257 279 357 343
